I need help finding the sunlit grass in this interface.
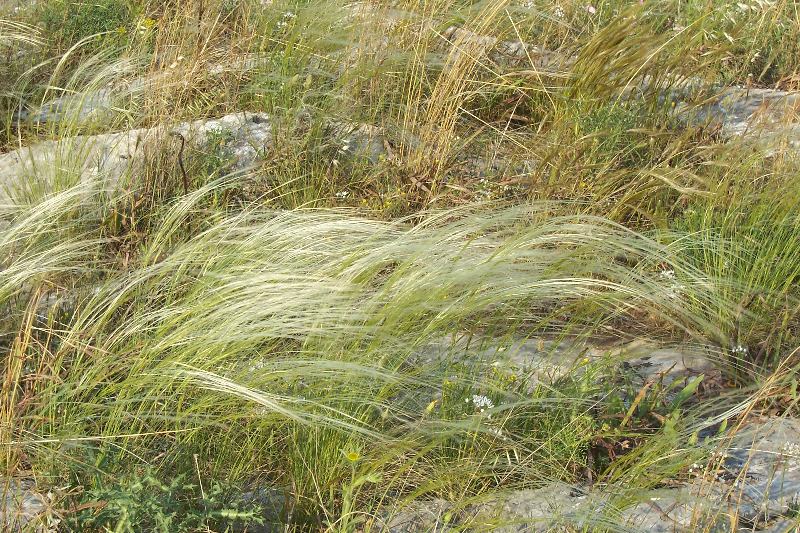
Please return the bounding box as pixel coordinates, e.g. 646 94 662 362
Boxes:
1 0 799 530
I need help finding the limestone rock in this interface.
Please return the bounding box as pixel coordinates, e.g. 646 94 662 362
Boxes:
378 498 452 532
13 90 115 126
0 112 272 203
1 480 48 532
726 417 800 525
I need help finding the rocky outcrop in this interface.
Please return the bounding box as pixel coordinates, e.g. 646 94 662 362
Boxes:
0 112 272 202
373 415 800 532
1 480 48 532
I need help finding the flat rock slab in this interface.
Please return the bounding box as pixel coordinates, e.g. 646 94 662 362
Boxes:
12 90 115 125
378 498 452 532
377 485 595 532
373 414 800 532
0 112 272 203
418 336 714 387
622 417 800 531
725 417 800 525
1 480 47 531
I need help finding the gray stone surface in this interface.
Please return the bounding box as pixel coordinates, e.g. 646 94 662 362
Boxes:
440 26 570 71
471 484 603 532
440 26 800 148
620 417 800 532
670 86 800 137
413 336 575 387
726 417 800 526
11 53 273 128
620 483 728 532
377 486 596 532
379 498 452 532
237 487 286 533
13 90 115 126
370 412 800 532
437 25 800 146
0 112 272 202
328 122 390 164
0 480 47 532
423 336 714 386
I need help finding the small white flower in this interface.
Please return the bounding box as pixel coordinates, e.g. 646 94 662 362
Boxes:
277 11 297 28
731 344 748 356
470 394 494 410
782 441 800 468
335 190 349 199
586 5 596 14
554 6 565 18
488 426 505 439
659 269 676 280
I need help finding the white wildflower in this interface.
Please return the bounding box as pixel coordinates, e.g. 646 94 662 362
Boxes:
470 394 494 410
658 269 683 299
586 5 596 14
554 6 565 18
488 426 506 440
335 190 349 199
659 269 676 280
276 12 296 29
731 344 748 356
782 442 800 468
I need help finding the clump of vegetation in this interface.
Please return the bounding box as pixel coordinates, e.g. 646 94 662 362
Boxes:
1 0 799 530
68 467 265 532
35 0 136 53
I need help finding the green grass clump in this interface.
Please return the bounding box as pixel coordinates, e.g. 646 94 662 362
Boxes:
676 168 800 377
35 0 136 54
0 179 729 528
